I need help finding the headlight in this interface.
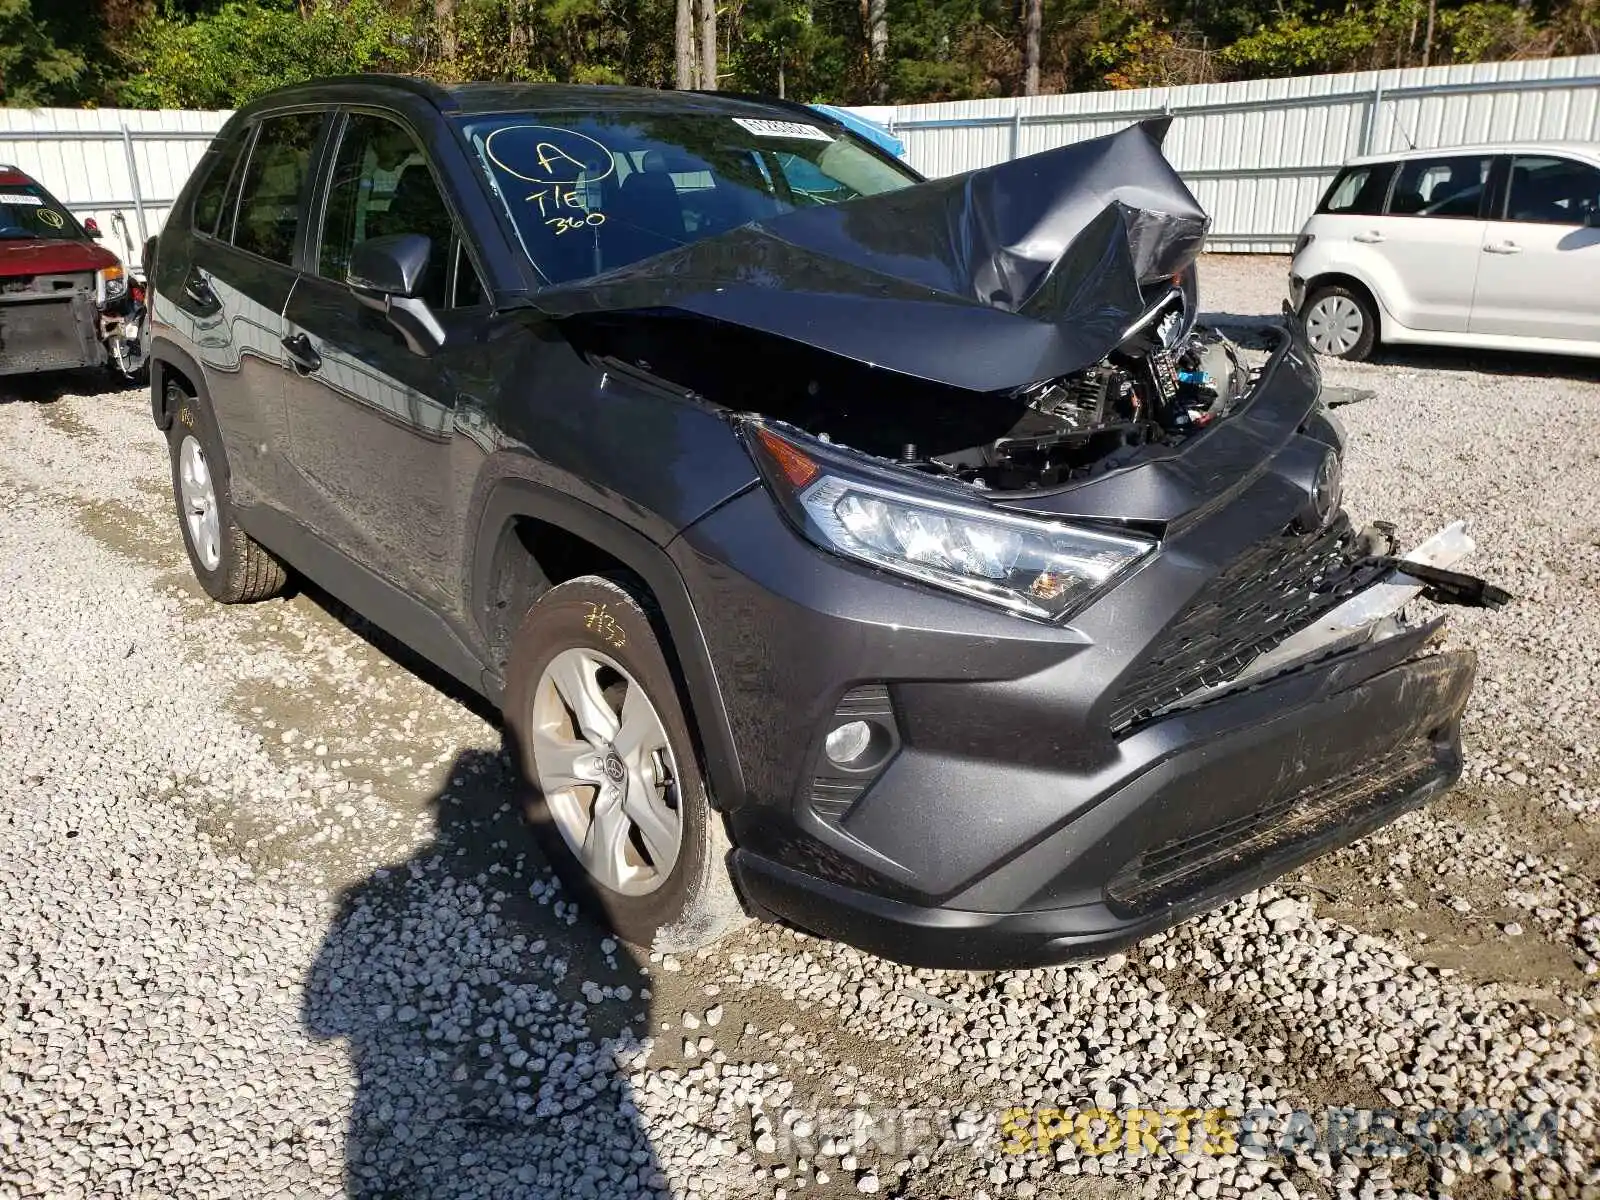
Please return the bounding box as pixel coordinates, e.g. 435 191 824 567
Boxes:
96 265 127 304
747 423 1155 620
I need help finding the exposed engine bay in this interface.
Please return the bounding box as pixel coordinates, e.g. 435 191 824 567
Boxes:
903 286 1252 491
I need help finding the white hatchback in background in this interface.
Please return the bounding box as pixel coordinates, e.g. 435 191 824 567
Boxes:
1288 143 1600 360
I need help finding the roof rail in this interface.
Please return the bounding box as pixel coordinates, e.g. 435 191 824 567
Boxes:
276 74 459 111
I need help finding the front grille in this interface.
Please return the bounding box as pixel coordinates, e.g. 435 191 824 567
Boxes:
1106 737 1446 913
1106 516 1388 732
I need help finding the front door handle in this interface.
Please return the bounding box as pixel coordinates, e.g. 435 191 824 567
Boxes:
281 331 322 374
183 274 217 307
1483 241 1522 255
1352 231 1385 244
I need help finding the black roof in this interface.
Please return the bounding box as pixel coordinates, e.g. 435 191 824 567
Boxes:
249 74 831 125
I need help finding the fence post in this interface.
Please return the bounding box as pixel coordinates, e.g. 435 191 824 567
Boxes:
120 123 148 245
1011 103 1023 160
1363 77 1384 154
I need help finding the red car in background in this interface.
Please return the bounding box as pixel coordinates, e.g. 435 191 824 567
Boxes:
0 165 147 380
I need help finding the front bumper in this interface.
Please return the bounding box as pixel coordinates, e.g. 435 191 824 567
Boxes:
731 636 1472 969
670 319 1480 970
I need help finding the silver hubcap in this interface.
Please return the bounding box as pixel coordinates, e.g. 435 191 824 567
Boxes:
177 435 221 572
1305 294 1366 356
530 647 682 896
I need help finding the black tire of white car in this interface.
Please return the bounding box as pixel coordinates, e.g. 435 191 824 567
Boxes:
503 575 747 953
1303 283 1379 361
165 382 287 604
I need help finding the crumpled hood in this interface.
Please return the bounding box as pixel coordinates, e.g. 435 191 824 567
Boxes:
536 118 1209 394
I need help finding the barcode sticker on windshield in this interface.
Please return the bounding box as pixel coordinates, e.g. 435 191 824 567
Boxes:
0 193 42 205
732 117 833 142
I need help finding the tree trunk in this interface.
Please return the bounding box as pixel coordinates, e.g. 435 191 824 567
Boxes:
676 0 697 88
699 0 718 90
1023 0 1041 95
434 0 456 62
868 0 887 100
1422 0 1436 66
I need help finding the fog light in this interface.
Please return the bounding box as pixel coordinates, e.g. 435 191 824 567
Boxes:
824 720 872 765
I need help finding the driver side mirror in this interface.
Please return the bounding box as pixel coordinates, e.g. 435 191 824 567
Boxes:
346 233 445 356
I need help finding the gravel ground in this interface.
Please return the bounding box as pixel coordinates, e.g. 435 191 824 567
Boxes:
1 254 1597 1200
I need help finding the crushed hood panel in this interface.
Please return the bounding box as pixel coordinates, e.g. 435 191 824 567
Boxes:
536 119 1210 394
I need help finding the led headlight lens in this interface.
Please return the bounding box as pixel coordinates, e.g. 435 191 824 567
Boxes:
798 475 1152 618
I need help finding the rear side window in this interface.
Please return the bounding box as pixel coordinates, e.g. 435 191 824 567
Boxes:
1387 155 1492 218
232 112 325 265
1317 165 1389 216
1505 155 1600 226
191 130 247 236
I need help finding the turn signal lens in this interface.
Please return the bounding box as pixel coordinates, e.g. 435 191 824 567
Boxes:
754 425 819 488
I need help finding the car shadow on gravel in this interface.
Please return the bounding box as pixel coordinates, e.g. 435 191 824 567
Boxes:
1364 344 1600 382
303 747 665 1199
0 368 135 404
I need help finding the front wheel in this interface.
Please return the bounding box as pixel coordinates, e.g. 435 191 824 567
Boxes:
1302 284 1379 361
504 575 746 952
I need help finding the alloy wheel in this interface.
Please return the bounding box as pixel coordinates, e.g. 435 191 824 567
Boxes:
178 435 221 572
530 647 683 895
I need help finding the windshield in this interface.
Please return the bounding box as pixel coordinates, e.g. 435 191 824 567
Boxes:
458 110 920 285
0 183 88 242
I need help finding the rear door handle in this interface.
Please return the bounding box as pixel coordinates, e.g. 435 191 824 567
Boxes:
1352 232 1385 244
281 331 322 374
1483 241 1522 254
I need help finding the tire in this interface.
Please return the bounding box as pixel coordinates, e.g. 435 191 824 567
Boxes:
1302 283 1379 361
504 575 746 953
165 381 286 604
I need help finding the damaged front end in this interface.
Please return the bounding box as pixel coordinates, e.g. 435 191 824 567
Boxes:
551 116 1506 727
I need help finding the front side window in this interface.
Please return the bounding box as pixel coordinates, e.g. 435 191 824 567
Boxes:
192 129 248 236
232 112 325 265
1505 155 1600 226
1386 155 1491 218
0 181 89 243
318 112 453 309
1318 164 1389 216
458 110 920 285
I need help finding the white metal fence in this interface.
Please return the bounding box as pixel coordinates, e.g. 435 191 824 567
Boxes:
0 107 229 268
857 54 1600 252
2 57 1596 265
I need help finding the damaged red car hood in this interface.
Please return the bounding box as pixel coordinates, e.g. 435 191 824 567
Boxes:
535 118 1210 394
0 238 117 278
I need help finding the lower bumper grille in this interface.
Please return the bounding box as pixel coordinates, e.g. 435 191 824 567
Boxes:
1106 516 1388 732
1105 737 1448 914
0 295 100 376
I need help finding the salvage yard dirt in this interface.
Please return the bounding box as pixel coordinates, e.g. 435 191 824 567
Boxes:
0 255 1596 1200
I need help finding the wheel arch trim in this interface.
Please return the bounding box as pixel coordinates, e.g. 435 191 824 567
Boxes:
1302 271 1387 340
470 474 748 813
149 336 211 430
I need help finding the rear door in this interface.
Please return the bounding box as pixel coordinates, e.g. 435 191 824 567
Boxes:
175 111 328 511
1469 153 1600 343
1355 152 1494 333
280 107 491 607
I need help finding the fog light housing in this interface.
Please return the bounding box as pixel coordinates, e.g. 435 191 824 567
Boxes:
809 685 900 821
825 720 872 765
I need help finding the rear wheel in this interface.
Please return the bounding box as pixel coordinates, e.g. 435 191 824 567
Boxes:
504 575 746 952
165 382 286 603
1302 284 1378 361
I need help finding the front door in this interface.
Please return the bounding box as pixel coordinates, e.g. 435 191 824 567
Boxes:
281 109 489 607
1469 153 1600 344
